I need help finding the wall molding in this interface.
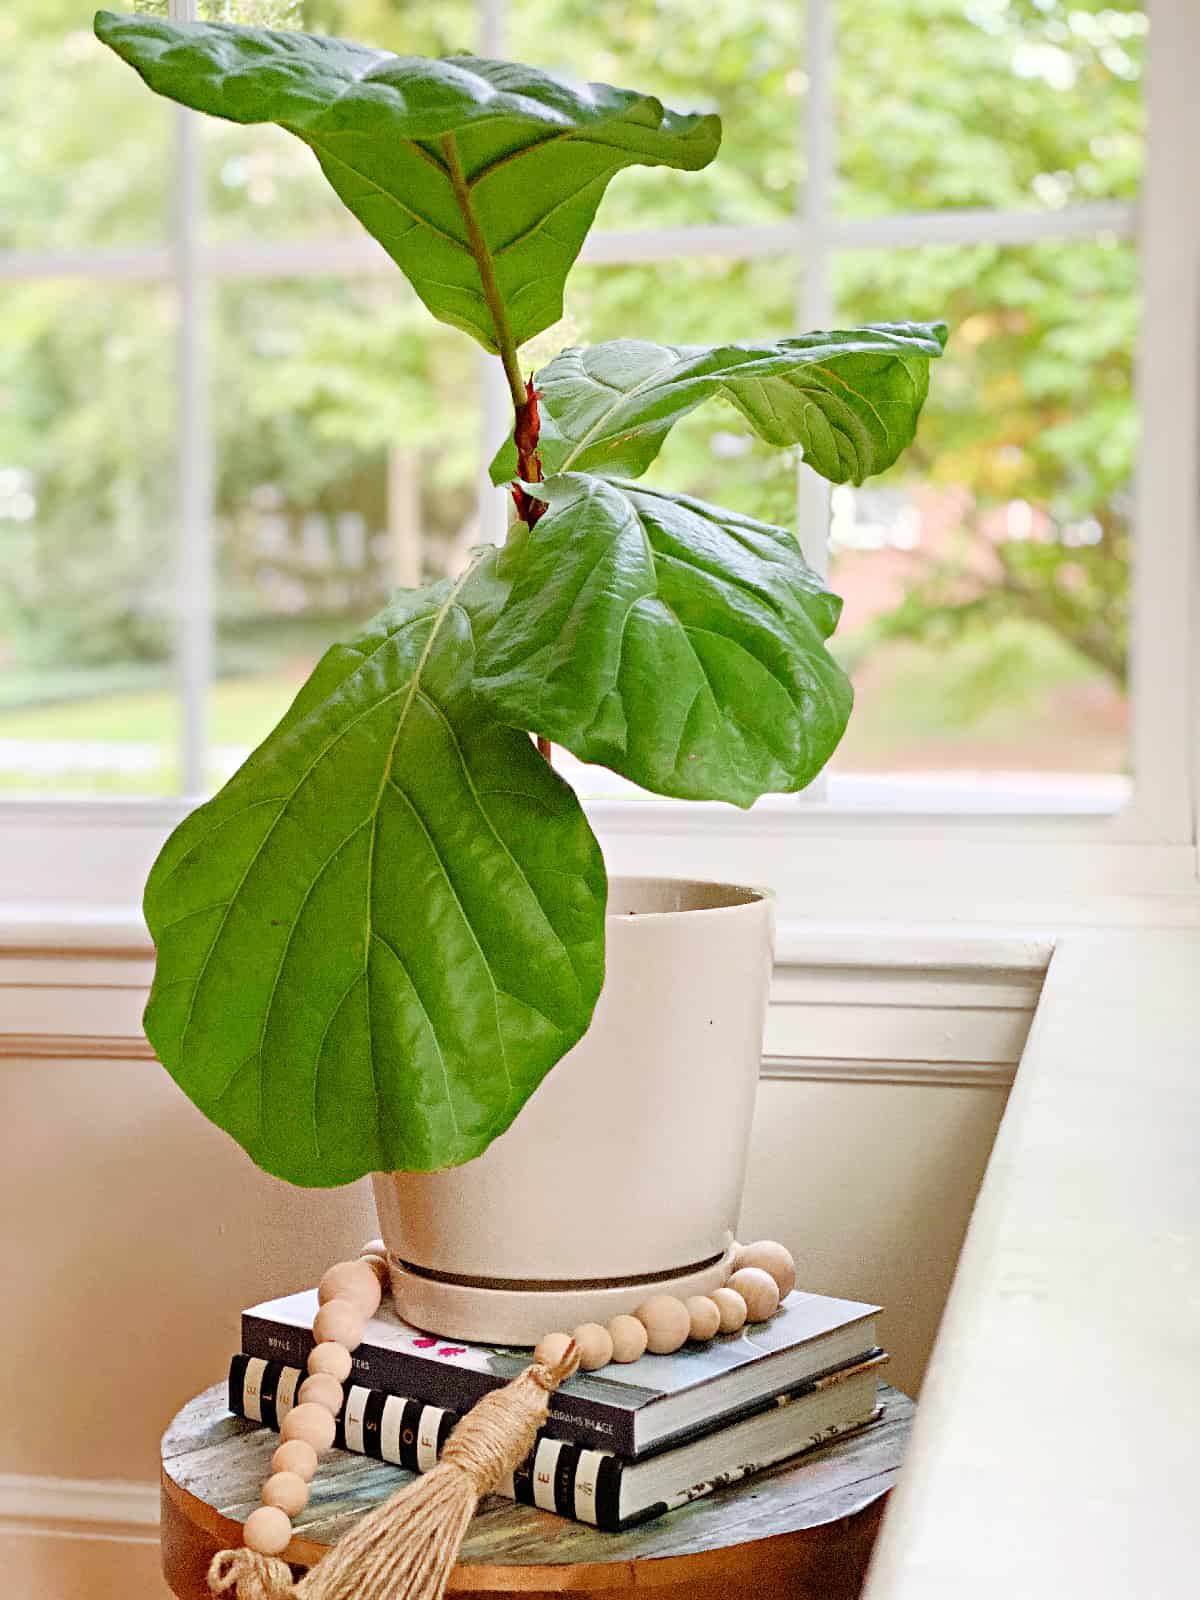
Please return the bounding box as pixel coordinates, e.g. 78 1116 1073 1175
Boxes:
0 1033 155 1062
0 1473 159 1534
0 909 1048 1083
761 1056 1017 1089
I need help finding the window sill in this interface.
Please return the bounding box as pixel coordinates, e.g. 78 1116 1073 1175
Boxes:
0 791 1195 931
863 928 1200 1599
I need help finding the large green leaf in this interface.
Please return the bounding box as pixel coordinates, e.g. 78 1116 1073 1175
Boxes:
474 475 853 806
142 563 607 1186
490 324 948 484
94 11 720 350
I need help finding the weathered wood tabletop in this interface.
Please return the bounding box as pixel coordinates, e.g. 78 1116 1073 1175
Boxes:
161 1382 912 1599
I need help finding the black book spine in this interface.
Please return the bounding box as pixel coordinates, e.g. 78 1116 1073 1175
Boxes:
240 1313 636 1455
228 1356 626 1530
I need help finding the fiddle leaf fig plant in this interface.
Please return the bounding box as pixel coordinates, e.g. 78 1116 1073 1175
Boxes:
96 9 946 1187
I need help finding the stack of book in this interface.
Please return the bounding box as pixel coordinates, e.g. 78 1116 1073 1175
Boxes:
229 1287 886 1531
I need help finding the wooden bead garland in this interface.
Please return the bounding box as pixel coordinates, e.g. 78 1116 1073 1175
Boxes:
711 1286 749 1334
732 1239 798 1300
307 1341 354 1382
685 1295 722 1342
634 1293 692 1354
271 1438 318 1482
238 1234 797 1557
297 1371 345 1415
280 1401 337 1454
532 1330 574 1368
243 1503 294 1556
725 1265 781 1323
312 1298 366 1350
570 1321 615 1372
606 1313 648 1363
317 1259 384 1315
262 1469 311 1516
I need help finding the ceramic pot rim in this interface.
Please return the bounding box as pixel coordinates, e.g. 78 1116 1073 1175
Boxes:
605 875 773 922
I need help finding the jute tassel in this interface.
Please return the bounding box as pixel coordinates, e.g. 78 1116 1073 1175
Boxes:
207 1341 580 1600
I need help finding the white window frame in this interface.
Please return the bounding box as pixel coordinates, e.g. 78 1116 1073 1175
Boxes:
1 0 1196 930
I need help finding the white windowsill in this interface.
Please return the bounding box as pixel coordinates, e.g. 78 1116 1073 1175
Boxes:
863 927 1200 1599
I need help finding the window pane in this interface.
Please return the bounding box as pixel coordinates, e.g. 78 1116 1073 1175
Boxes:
0 1 170 248
203 1 480 241
509 0 800 227
208 275 480 787
542 256 798 525
829 239 1134 786
836 0 1145 217
0 284 177 794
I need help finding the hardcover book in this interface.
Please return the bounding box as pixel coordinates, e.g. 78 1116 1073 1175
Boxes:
228 1352 885 1530
242 1288 880 1457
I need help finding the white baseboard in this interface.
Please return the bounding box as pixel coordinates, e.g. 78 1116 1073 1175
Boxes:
0 1473 159 1533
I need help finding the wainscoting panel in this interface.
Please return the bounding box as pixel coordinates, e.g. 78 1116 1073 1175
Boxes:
0 924 1042 1593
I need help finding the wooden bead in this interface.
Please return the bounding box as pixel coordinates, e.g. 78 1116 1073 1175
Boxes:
243 1505 292 1556
261 1470 310 1516
317 1260 382 1316
312 1298 365 1351
533 1330 573 1368
571 1322 614 1371
634 1294 691 1354
685 1295 722 1342
297 1373 344 1415
732 1239 797 1300
359 1238 386 1259
606 1314 648 1363
359 1253 390 1287
726 1266 780 1323
307 1341 353 1382
271 1439 318 1482
711 1286 749 1334
279 1402 336 1452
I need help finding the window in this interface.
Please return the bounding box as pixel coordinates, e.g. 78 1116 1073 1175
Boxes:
2 1 1196 922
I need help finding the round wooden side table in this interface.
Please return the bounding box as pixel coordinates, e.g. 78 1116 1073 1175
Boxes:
161 1382 911 1600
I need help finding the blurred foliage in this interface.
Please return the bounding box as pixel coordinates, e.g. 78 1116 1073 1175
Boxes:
0 0 1143 746
836 237 1135 691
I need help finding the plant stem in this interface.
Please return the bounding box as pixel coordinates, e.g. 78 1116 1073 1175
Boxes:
440 134 527 414
440 132 544 528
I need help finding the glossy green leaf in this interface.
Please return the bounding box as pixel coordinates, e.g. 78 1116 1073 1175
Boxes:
491 324 948 484
94 11 720 350
142 563 607 1186
475 475 853 805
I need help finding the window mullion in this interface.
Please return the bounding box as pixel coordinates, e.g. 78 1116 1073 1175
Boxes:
797 0 834 582
169 0 213 797
788 0 836 806
476 0 510 550
480 0 506 56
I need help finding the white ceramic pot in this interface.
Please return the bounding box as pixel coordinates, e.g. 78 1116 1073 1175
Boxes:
373 877 774 1344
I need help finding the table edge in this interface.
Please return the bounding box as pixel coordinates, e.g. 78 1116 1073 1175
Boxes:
160 1463 891 1593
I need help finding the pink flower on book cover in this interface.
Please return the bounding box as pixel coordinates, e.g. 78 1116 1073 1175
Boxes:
409 1336 468 1358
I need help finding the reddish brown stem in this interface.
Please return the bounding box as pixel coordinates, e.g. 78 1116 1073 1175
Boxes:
536 735 553 764
511 375 546 528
